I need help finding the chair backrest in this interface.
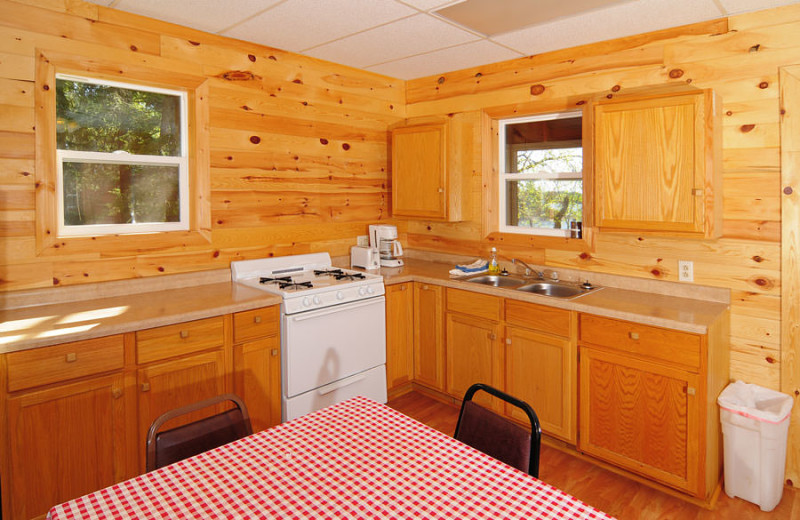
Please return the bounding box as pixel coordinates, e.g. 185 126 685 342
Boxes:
146 393 253 472
453 383 542 478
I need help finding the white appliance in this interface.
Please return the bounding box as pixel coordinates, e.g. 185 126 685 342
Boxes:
369 224 404 267
350 245 380 270
231 253 387 421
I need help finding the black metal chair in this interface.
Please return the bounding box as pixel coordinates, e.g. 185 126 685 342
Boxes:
146 393 253 472
454 383 542 478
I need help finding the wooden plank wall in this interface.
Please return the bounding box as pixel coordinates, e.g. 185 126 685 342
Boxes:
402 4 800 485
0 0 403 291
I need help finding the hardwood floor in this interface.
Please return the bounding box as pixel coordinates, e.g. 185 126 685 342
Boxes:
387 391 800 520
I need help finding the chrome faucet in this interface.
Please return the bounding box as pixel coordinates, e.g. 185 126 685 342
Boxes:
511 258 543 279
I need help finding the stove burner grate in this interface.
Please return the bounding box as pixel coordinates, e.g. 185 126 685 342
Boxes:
334 272 366 281
314 269 345 277
260 276 293 285
278 281 314 290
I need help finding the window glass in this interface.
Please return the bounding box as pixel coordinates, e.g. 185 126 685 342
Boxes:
499 112 583 237
55 75 188 236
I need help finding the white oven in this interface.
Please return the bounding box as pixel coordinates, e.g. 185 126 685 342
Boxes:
231 253 387 421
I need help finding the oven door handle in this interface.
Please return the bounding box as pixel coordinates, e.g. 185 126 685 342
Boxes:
289 299 381 322
318 374 367 395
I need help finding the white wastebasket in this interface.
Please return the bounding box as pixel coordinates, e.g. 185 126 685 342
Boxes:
718 380 793 512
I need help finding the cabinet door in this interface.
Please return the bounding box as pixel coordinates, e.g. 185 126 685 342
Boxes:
392 123 447 219
505 326 575 443
385 283 414 392
446 312 502 409
234 336 281 432
7 374 129 520
414 283 445 391
579 346 701 495
137 349 228 467
594 91 716 236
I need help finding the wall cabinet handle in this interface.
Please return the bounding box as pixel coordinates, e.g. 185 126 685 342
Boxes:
65 352 77 363
112 388 123 399
271 348 278 357
692 188 703 196
254 316 262 324
437 187 444 193
141 382 150 392
489 333 497 341
180 330 189 339
686 386 696 396
628 332 640 340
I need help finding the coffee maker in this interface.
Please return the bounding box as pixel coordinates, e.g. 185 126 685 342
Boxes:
369 224 404 267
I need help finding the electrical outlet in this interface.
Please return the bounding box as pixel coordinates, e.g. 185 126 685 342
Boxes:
357 235 369 247
678 260 694 282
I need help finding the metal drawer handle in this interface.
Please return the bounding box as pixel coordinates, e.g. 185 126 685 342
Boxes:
254 316 262 324
180 330 189 339
65 352 77 363
628 332 640 340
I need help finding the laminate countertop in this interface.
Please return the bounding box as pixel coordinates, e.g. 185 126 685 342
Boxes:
0 278 281 354
1 257 729 355
366 258 729 335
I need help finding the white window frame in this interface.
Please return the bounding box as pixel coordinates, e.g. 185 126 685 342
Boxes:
498 110 583 237
55 74 189 237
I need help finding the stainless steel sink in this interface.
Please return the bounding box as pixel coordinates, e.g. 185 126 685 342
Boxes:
516 282 591 299
463 275 526 288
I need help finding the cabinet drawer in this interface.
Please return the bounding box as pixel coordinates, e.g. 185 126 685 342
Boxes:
234 306 279 344
7 335 124 392
505 299 572 337
136 316 224 364
579 314 701 369
447 288 502 321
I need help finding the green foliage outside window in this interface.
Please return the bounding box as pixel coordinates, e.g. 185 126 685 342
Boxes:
507 147 583 230
56 78 182 226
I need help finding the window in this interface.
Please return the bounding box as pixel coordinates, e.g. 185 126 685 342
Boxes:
498 111 584 237
55 75 189 236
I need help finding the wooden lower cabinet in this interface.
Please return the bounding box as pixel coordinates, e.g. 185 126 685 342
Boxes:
505 325 575 443
234 336 281 432
137 349 229 467
413 283 445 391
2 305 282 520
579 346 700 493
7 373 131 520
446 312 503 410
385 282 414 392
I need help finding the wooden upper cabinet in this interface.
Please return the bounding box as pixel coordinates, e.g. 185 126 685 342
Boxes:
593 90 721 237
391 114 472 221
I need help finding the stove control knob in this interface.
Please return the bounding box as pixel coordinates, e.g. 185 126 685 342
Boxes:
358 287 367 296
302 297 311 307
336 291 345 300
313 295 322 305
367 286 375 295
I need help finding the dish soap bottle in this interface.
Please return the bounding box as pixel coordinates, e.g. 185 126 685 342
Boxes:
488 247 500 274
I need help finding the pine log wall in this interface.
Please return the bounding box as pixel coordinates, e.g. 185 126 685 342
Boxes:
402 4 800 486
2 0 800 488
0 0 403 291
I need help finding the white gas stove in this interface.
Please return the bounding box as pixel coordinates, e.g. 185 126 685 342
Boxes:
231 253 387 421
231 253 385 314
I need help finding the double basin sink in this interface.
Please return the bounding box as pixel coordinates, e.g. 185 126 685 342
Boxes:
462 274 599 299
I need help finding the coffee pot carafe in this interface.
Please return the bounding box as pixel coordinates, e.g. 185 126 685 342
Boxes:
368 225 404 267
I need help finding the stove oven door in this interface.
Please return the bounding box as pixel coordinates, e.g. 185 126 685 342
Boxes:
282 296 386 419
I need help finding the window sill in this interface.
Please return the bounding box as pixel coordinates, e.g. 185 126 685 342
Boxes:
484 230 592 252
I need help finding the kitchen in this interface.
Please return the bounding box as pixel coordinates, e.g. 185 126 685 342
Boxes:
0 0 798 518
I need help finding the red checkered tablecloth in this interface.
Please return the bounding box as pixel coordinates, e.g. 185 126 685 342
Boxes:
48 396 614 519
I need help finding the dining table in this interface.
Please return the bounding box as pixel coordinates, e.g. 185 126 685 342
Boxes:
47 396 615 519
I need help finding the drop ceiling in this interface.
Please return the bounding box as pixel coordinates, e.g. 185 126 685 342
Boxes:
87 0 800 80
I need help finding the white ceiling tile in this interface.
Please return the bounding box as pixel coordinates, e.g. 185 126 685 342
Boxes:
306 13 481 69
398 0 464 11
493 0 722 56
717 0 800 15
113 0 281 33
223 0 417 52
366 39 523 79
